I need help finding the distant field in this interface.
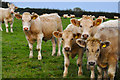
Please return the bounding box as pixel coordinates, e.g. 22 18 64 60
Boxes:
2 17 120 79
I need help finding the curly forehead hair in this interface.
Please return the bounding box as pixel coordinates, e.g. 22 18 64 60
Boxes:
87 37 101 44
82 15 93 20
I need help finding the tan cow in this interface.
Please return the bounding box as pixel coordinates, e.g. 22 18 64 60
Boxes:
98 16 108 21
70 14 75 18
53 23 84 77
114 16 119 19
0 3 18 32
15 12 63 60
71 16 103 40
63 14 69 18
76 27 119 80
71 16 118 40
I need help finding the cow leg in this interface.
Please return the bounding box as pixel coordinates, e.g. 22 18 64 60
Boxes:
103 69 108 79
37 33 43 60
10 23 13 33
108 65 116 80
90 67 95 79
0 23 3 31
4 19 9 33
97 66 102 80
63 52 69 77
77 49 83 76
51 37 56 56
28 42 33 58
57 38 61 56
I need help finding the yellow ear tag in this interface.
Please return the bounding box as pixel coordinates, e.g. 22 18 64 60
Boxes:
75 36 78 39
97 22 100 25
15 7 18 9
102 44 106 48
33 17 36 20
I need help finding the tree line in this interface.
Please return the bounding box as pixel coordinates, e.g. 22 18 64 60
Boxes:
2 1 120 19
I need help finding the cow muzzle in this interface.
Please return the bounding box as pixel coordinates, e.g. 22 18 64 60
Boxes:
82 34 89 40
88 61 96 66
11 12 14 14
64 47 71 52
24 27 28 31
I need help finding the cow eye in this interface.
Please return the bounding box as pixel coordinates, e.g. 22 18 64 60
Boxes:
90 25 93 28
29 20 31 22
71 38 73 40
80 25 82 27
86 48 89 52
96 49 99 52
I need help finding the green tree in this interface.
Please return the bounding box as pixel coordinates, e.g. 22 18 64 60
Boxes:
73 7 82 12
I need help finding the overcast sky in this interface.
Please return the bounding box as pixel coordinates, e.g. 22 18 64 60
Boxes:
2 0 120 13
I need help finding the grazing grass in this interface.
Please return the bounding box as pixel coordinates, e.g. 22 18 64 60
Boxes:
2 18 120 79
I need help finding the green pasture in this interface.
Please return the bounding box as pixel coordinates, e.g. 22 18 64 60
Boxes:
1 17 120 79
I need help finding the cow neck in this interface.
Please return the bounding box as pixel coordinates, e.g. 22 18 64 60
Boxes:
7 8 12 18
97 49 109 66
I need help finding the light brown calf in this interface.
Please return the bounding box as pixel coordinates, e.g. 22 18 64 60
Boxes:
71 16 118 40
15 12 62 60
0 3 18 32
98 16 108 21
53 23 84 77
70 14 75 18
76 27 119 80
71 16 102 40
63 14 69 18
114 16 119 19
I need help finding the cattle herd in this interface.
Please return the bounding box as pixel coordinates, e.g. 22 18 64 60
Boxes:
0 3 120 80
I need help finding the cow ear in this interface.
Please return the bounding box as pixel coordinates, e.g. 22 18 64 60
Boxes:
53 31 62 38
15 6 18 9
93 18 102 26
101 41 110 48
58 32 62 38
7 3 10 7
15 14 22 19
73 33 81 39
31 15 38 20
70 19 80 27
76 39 86 48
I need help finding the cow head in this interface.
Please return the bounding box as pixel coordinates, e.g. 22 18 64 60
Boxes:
76 37 110 67
71 16 102 40
53 31 81 52
8 3 18 14
15 12 38 31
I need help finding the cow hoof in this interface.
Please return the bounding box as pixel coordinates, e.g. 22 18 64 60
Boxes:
63 74 67 78
78 73 82 76
38 56 42 60
52 54 55 56
52 52 56 56
57 54 61 56
29 55 33 58
63 72 67 77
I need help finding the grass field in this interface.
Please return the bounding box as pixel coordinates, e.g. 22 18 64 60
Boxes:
2 17 120 79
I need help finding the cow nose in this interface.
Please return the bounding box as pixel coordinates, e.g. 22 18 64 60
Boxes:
24 27 28 31
82 34 89 40
11 12 14 14
89 62 95 66
64 47 70 52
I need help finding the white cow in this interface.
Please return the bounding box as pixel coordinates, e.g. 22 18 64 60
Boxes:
15 12 63 60
0 3 18 32
53 22 84 77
